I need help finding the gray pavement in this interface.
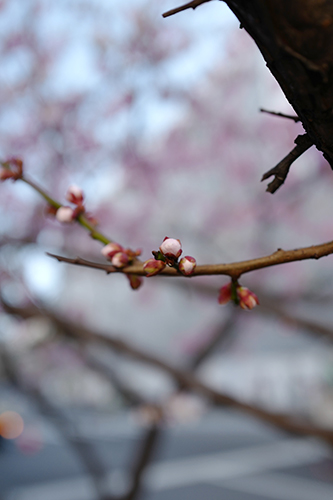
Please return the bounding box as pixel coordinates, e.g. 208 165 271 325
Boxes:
1 408 333 500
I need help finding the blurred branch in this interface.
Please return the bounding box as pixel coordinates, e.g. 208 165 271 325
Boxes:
180 280 333 343
84 349 146 407
162 0 211 18
0 346 108 500
259 298 333 342
4 299 333 446
188 311 237 370
84 350 162 500
261 134 313 194
118 424 161 500
260 108 300 122
48 234 333 280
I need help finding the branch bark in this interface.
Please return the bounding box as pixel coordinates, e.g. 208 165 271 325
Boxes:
224 0 333 169
47 237 333 280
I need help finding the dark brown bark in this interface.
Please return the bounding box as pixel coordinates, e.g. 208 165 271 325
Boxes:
225 0 333 167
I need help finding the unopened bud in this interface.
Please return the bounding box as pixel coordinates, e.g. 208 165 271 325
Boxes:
66 185 84 205
127 274 143 290
159 237 182 259
179 256 196 276
111 252 129 268
143 259 166 277
56 206 74 223
0 168 14 181
101 243 124 260
237 286 259 310
218 283 232 305
0 157 23 181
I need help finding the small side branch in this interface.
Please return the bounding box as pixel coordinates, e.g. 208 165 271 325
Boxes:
162 0 211 18
261 134 313 193
260 108 300 122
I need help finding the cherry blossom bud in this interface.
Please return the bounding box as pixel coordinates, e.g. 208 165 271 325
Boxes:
56 206 74 223
179 256 196 276
126 274 143 290
0 157 23 181
66 185 84 205
101 243 124 260
111 252 129 268
45 205 58 217
218 283 232 305
143 258 166 277
237 286 259 310
0 168 13 181
159 237 182 259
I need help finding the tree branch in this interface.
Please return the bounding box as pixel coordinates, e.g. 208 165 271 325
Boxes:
47 236 333 280
261 134 313 193
4 299 333 447
223 1 333 167
162 0 211 18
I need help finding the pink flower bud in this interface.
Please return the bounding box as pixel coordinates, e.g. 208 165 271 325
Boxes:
126 274 143 290
237 286 259 310
56 206 74 223
159 237 182 259
143 259 166 277
66 185 84 205
101 243 124 260
1 157 23 180
0 168 14 181
111 252 129 268
218 283 232 305
179 256 196 276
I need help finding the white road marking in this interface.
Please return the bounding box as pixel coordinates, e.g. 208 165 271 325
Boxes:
5 438 331 500
215 472 333 500
144 438 330 490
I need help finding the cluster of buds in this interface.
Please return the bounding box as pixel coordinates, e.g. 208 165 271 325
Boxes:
143 237 197 277
55 185 85 223
0 157 23 182
101 242 141 269
218 281 259 310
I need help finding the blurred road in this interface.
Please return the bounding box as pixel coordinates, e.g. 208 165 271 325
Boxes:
1 409 333 500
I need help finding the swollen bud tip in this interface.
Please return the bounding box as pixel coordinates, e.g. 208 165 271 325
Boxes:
179 256 196 276
159 237 182 259
143 259 166 277
56 206 75 223
66 185 84 205
218 282 259 311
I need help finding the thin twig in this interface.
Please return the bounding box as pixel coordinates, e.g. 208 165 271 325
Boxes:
162 0 211 18
260 108 300 122
261 134 313 193
21 176 112 246
4 299 333 446
47 236 333 280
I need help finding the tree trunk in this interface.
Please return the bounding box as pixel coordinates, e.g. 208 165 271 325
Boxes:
225 0 333 167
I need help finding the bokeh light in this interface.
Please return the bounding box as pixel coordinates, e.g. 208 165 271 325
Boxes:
0 411 24 440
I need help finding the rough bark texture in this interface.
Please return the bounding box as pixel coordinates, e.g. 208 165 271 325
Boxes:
225 0 333 167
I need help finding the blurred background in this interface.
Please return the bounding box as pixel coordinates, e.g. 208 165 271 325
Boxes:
1 0 333 499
